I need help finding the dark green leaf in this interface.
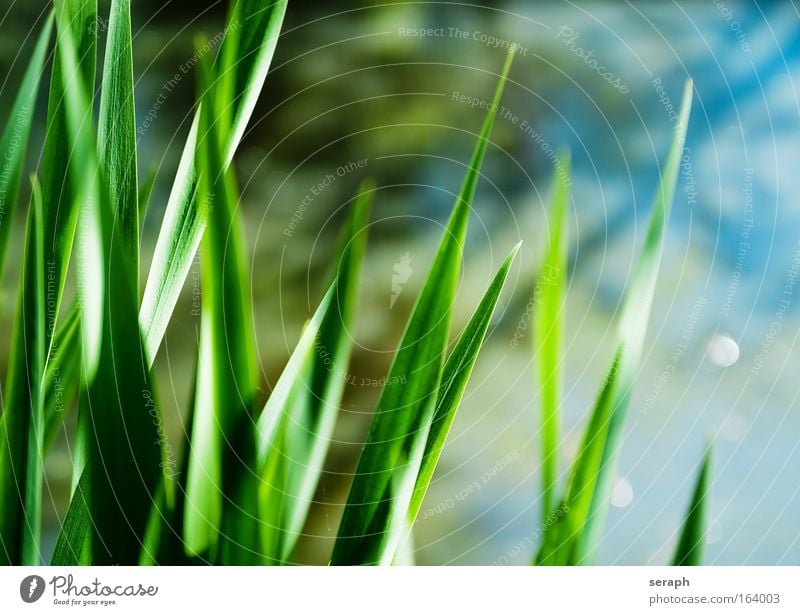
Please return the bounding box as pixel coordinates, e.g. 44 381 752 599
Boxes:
673 443 713 566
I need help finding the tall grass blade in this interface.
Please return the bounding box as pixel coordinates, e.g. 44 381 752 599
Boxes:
407 242 521 526
42 304 81 448
256 183 372 563
0 178 45 564
331 49 514 565
50 12 163 564
534 153 570 521
536 79 693 566
40 0 96 352
0 15 52 286
140 0 288 362
98 0 139 284
183 45 259 559
673 443 712 566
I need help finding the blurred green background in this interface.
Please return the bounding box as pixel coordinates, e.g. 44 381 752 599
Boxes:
1 0 799 564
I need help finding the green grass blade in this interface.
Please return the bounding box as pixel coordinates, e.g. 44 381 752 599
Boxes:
0 178 46 564
257 183 372 563
40 0 96 353
140 0 288 362
331 49 514 566
534 153 570 522
0 15 53 287
50 469 92 564
42 304 81 448
673 443 713 566
98 0 139 285
50 11 163 564
536 79 693 566
182 44 259 559
407 241 521 526
138 166 158 222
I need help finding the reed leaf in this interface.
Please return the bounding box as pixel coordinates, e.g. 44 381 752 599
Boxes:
534 152 570 521
98 0 139 283
140 0 288 362
183 44 259 560
49 11 163 564
536 80 693 566
407 241 521 526
331 48 515 565
0 15 52 287
0 179 45 564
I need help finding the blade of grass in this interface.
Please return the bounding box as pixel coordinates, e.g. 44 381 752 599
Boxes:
50 10 163 564
98 0 139 285
331 48 515 565
256 182 372 563
673 443 713 566
0 178 45 564
40 0 96 353
407 241 521 526
42 304 81 448
182 43 259 559
534 153 570 521
0 15 53 288
140 0 288 362
536 80 692 566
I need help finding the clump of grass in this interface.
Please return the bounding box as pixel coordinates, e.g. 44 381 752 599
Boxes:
0 0 710 566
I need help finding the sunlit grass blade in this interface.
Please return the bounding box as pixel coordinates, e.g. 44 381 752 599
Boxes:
536 79 693 566
183 44 259 560
331 49 514 566
256 182 372 563
98 0 139 284
0 178 45 564
534 153 570 522
0 15 52 287
40 0 96 352
673 443 713 566
140 0 288 362
50 11 163 564
407 241 521 526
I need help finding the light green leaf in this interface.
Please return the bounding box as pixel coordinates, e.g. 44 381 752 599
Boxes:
534 152 570 521
331 48 515 566
535 80 692 566
407 241 521 526
673 443 713 566
0 15 53 288
0 178 46 565
140 0 288 362
183 44 259 560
